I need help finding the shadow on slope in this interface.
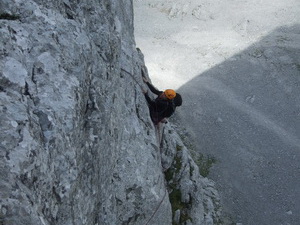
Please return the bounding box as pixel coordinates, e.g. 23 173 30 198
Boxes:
176 24 300 225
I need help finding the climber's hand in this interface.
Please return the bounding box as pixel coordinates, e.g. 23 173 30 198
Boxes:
142 88 148 94
142 76 148 83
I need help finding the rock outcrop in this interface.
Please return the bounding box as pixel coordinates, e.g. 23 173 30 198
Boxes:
0 0 221 224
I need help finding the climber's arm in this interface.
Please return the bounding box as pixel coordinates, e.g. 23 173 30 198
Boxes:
144 93 156 108
145 82 162 95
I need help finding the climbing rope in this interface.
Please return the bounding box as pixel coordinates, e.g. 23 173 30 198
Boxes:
121 68 145 91
121 67 169 224
144 188 167 225
143 123 168 225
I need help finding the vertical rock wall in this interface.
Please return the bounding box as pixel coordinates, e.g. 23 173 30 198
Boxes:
0 0 221 224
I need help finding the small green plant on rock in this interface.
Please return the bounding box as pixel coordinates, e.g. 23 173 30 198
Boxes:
164 145 193 225
169 188 192 225
195 154 216 177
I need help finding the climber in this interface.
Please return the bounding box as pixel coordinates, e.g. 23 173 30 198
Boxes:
142 76 182 125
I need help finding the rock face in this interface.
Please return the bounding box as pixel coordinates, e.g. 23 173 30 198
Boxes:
0 1 221 224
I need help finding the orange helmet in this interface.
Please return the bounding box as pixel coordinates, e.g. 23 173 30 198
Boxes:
164 89 176 100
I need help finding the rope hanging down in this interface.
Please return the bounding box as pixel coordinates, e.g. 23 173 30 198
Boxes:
121 67 169 225
144 188 167 225
144 124 168 225
121 68 145 91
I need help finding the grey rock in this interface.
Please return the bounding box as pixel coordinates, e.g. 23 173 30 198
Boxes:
161 124 222 224
0 0 221 224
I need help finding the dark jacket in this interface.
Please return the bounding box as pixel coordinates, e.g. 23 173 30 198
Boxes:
144 82 178 124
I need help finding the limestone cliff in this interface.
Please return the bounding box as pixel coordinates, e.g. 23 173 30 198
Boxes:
0 0 221 224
